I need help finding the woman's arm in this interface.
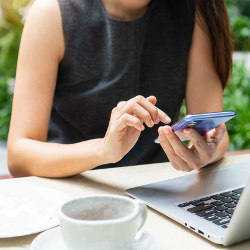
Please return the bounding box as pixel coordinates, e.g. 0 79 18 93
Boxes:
158 21 229 171
7 0 106 178
185 21 229 163
8 0 170 178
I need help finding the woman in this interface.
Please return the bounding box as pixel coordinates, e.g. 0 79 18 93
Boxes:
7 0 232 177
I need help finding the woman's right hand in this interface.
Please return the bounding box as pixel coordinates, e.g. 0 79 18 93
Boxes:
102 95 171 164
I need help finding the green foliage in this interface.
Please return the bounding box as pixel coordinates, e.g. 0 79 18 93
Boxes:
230 12 250 51
0 26 22 77
0 0 28 139
226 0 250 17
0 0 29 77
223 62 250 151
226 0 250 51
0 78 13 139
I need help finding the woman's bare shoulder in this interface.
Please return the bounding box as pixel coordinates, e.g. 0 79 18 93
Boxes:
24 0 65 61
30 0 60 15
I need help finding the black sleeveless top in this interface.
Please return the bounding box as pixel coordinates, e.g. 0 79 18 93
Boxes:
48 0 194 168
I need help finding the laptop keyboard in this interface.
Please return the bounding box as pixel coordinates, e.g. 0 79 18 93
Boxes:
177 187 244 229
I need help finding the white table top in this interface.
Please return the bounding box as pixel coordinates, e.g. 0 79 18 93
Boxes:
1 154 250 250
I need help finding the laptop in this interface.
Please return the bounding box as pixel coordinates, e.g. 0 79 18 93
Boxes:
126 161 250 246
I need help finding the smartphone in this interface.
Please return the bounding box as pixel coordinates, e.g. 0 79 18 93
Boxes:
155 110 236 142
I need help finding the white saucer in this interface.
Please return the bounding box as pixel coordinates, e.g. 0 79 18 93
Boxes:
31 227 160 250
0 181 69 238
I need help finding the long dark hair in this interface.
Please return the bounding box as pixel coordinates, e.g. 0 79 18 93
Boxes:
188 0 233 89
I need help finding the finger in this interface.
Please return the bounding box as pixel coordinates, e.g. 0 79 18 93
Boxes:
203 128 217 143
157 109 171 125
183 128 212 161
132 95 162 124
203 124 226 144
212 123 226 141
146 95 157 106
116 114 145 131
146 96 171 124
157 129 180 170
134 95 171 124
117 101 127 109
163 126 201 170
158 127 192 172
119 101 154 128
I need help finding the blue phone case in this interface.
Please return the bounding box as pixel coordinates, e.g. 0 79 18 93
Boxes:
155 111 236 143
172 111 236 135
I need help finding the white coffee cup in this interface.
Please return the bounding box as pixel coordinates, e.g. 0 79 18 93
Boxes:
58 194 148 250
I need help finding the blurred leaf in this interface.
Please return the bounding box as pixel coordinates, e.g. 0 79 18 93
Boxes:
0 28 21 77
223 61 250 151
0 78 13 139
0 0 28 77
226 0 250 51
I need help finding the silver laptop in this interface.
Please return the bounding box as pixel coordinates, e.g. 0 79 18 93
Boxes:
126 161 250 246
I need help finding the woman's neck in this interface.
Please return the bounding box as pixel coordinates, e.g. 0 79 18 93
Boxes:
101 0 151 20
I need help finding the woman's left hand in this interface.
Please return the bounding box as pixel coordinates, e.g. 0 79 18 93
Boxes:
158 124 226 171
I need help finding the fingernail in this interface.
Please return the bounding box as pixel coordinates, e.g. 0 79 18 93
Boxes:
164 127 170 135
164 116 171 123
150 120 154 127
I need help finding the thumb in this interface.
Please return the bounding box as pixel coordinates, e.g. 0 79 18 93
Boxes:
214 123 226 139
